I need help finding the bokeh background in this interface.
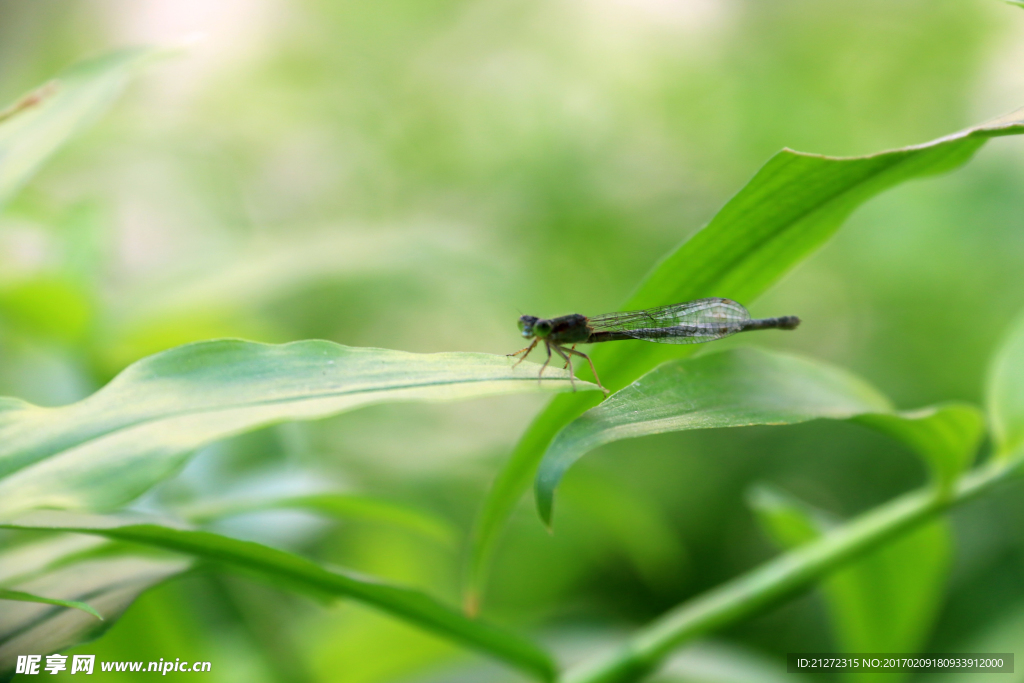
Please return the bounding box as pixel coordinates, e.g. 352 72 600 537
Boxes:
2 0 1024 681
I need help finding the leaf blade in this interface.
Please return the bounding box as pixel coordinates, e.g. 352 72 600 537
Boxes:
0 339 595 518
561 459 1022 683
466 108 1024 606
852 404 984 491
0 48 155 210
0 588 102 621
0 553 189 675
749 486 949 658
180 493 459 548
0 516 556 682
988 308 1024 458
536 349 983 524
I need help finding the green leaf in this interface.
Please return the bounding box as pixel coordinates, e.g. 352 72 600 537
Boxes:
749 486 949 662
561 459 1023 683
0 553 189 675
1006 0 1024 9
536 348 983 524
0 339 595 518
559 469 687 593
0 588 102 620
746 487 826 549
852 405 984 492
988 308 1024 458
466 107 1024 606
651 641 796 683
0 277 93 344
179 493 459 548
0 515 556 682
0 48 155 211
0 534 108 585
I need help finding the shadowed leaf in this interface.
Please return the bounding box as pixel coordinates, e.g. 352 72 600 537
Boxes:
536 348 982 524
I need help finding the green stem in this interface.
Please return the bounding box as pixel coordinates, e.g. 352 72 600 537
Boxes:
563 457 1023 683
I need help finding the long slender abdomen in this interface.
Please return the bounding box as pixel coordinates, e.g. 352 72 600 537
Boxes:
740 316 801 331
586 330 636 343
584 315 801 344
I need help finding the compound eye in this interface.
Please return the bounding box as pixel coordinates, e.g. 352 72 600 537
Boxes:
534 320 552 337
518 315 538 337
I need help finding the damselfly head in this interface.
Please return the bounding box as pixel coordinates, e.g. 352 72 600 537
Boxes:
518 315 539 338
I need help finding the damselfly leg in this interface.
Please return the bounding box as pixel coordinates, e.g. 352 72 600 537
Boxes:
561 345 607 395
561 344 576 369
507 339 538 367
550 344 575 391
537 342 552 383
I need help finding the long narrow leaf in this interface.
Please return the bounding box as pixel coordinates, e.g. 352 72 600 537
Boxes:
180 493 459 548
988 307 1024 458
851 407 983 491
0 535 108 585
0 339 594 518
0 589 102 621
0 515 555 682
0 554 189 675
749 486 949 665
561 458 1024 683
536 348 983 524
0 48 155 210
466 108 1024 607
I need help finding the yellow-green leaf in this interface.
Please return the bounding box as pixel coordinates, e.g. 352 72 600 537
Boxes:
0 588 102 621
0 49 155 211
0 339 595 519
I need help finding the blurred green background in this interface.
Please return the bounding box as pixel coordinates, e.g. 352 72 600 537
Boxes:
2 0 1024 680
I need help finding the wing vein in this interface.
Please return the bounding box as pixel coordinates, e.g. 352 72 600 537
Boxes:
588 297 752 344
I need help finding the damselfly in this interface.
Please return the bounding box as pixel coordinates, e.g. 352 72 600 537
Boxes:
508 297 800 394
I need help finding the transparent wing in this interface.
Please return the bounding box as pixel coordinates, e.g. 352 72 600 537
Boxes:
588 297 751 344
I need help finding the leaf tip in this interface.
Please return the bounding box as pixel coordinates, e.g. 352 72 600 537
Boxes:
0 80 60 124
535 486 555 530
